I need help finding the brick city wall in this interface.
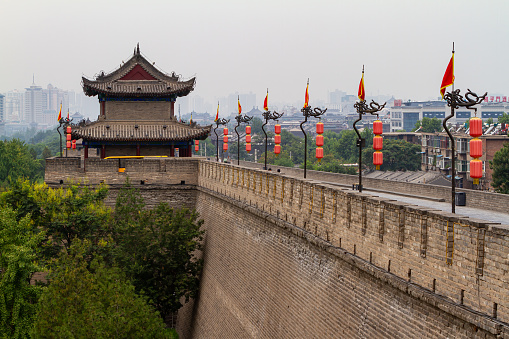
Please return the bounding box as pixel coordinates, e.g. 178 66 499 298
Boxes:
175 161 508 338
105 101 172 120
44 158 509 338
238 160 509 214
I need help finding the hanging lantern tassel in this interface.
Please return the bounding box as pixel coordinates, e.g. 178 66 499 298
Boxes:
274 123 281 156
469 117 483 185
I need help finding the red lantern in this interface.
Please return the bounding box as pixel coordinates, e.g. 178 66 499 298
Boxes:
316 134 324 147
195 140 199 145
223 143 228 151
470 138 482 159
223 127 228 135
275 134 281 144
246 135 251 143
373 120 383 135
470 117 482 137
274 144 281 155
223 135 228 143
470 159 482 184
316 147 323 161
316 122 324 134
246 143 251 152
66 141 71 149
373 136 383 151
72 140 76 149
66 126 71 134
245 126 251 134
66 134 71 141
373 151 383 170
195 145 199 152
275 124 281 134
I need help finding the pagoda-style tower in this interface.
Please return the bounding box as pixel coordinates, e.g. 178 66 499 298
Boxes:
74 44 210 158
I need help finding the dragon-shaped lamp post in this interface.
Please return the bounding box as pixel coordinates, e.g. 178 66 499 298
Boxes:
262 110 284 170
443 89 486 213
235 113 253 166
213 118 229 162
300 105 327 178
57 116 73 157
353 100 386 192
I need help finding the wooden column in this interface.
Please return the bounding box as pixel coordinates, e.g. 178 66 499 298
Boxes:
136 144 140 156
101 145 105 159
170 100 175 119
170 145 175 157
84 145 89 159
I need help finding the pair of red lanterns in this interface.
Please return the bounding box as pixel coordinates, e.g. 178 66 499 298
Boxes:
66 126 76 150
373 120 383 169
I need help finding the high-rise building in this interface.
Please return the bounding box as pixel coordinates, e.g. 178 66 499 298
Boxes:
5 90 23 121
24 83 45 124
0 93 4 121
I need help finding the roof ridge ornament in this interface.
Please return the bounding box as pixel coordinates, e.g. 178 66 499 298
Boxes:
137 43 140 55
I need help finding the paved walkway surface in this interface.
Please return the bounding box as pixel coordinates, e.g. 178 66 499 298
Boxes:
364 191 509 227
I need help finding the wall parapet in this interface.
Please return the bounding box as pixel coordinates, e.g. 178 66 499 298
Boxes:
198 160 509 328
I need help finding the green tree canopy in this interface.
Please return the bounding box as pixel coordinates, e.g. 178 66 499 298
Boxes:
362 139 421 171
33 240 174 338
0 139 43 186
412 117 442 132
489 141 509 194
110 182 204 321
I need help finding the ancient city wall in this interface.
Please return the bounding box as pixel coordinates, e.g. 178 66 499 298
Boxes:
238 160 509 214
44 158 509 337
177 161 508 338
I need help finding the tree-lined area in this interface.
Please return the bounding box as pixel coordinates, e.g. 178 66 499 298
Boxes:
0 179 202 338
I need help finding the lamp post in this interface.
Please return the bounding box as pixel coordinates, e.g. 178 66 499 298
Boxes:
213 118 229 162
235 113 253 165
57 116 73 157
262 110 284 170
352 100 385 192
443 89 486 213
300 105 327 178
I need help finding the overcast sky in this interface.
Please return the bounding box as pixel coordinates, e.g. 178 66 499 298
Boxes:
1 0 508 107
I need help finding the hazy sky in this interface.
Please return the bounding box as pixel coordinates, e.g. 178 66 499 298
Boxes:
1 0 508 107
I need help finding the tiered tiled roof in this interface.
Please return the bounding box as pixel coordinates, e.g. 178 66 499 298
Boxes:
82 44 195 98
71 120 210 142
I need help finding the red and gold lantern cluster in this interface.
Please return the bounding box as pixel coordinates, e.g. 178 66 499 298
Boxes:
274 123 281 155
316 120 324 161
373 120 383 170
223 127 228 152
194 140 199 152
469 117 483 185
66 126 72 149
245 125 251 152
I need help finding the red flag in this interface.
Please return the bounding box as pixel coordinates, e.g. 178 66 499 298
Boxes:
304 80 309 108
57 102 62 121
263 89 268 111
238 96 242 115
358 71 365 101
215 102 219 121
67 109 69 120
440 53 455 99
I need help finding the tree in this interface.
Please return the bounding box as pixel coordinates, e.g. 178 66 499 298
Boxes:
489 141 509 194
33 240 175 338
309 154 356 174
497 112 509 126
412 117 442 132
362 139 421 171
0 206 45 339
0 139 43 186
110 182 204 321
486 117 494 126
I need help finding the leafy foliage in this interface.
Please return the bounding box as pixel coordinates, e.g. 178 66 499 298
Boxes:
0 139 43 186
0 206 44 339
362 139 421 171
412 117 442 133
489 141 509 194
33 240 173 338
110 182 204 320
